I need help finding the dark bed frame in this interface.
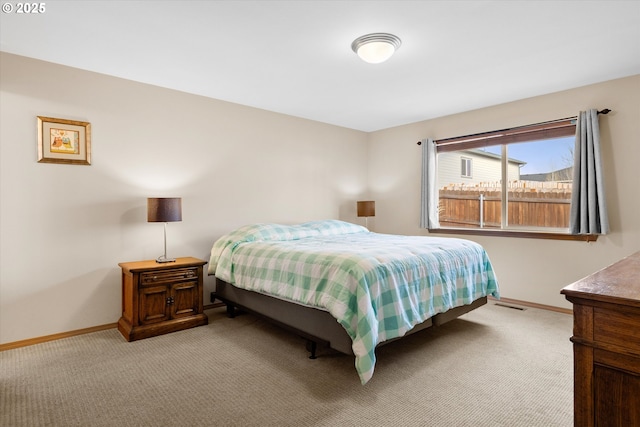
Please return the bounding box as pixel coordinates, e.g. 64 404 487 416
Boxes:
211 278 487 358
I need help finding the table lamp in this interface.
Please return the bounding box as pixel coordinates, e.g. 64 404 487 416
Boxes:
147 197 182 263
357 200 375 229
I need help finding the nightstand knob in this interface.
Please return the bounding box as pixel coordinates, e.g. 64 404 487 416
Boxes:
185 270 195 278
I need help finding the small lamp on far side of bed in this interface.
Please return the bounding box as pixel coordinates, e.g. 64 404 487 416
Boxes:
357 200 375 230
147 197 182 263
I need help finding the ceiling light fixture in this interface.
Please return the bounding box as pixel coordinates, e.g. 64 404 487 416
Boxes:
351 33 402 64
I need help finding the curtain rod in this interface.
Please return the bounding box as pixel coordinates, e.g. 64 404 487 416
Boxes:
416 109 611 145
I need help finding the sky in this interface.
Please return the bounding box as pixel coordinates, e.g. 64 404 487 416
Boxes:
482 136 575 175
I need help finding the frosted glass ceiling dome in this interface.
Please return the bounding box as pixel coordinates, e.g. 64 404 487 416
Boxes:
351 33 402 64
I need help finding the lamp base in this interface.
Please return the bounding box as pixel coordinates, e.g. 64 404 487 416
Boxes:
155 255 176 263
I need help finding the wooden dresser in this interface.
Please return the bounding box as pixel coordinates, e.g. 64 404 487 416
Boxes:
561 251 640 427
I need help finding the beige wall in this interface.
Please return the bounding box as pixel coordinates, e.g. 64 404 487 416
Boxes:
2 51 639 344
368 75 640 309
0 53 368 344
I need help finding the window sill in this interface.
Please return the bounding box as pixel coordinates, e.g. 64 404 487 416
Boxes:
428 227 598 242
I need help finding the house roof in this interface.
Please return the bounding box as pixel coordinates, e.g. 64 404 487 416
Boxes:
462 149 527 166
1 1 638 132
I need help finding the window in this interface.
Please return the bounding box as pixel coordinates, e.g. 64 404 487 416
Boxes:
460 157 472 178
427 117 598 240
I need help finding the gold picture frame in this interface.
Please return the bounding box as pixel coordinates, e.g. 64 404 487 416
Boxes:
37 116 91 165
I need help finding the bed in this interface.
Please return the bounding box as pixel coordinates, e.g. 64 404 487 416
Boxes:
208 220 499 384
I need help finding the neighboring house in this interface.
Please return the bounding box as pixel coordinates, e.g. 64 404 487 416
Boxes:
437 149 525 188
521 166 573 183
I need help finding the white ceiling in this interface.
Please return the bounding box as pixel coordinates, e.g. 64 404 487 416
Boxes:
1 1 639 132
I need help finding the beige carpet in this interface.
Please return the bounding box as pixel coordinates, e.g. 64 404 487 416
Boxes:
1 302 574 426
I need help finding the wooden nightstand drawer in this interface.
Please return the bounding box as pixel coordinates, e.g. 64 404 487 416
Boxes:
141 268 197 286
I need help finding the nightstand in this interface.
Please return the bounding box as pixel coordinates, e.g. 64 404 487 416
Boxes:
117 257 208 341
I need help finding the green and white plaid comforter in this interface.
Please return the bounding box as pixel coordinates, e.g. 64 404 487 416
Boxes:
209 220 499 384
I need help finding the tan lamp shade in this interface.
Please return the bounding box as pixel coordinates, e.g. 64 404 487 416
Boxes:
357 201 375 217
147 198 182 223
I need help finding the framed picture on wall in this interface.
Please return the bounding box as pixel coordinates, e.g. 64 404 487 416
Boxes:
37 116 91 165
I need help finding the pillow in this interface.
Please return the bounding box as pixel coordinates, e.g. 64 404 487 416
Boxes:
209 223 316 273
301 219 369 236
209 220 368 274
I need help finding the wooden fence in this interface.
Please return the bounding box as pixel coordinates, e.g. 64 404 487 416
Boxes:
438 181 572 229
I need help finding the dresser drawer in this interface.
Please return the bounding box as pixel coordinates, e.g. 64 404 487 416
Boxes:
594 307 640 354
140 268 198 286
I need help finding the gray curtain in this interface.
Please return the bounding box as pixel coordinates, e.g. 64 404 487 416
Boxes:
420 138 439 228
569 109 609 234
